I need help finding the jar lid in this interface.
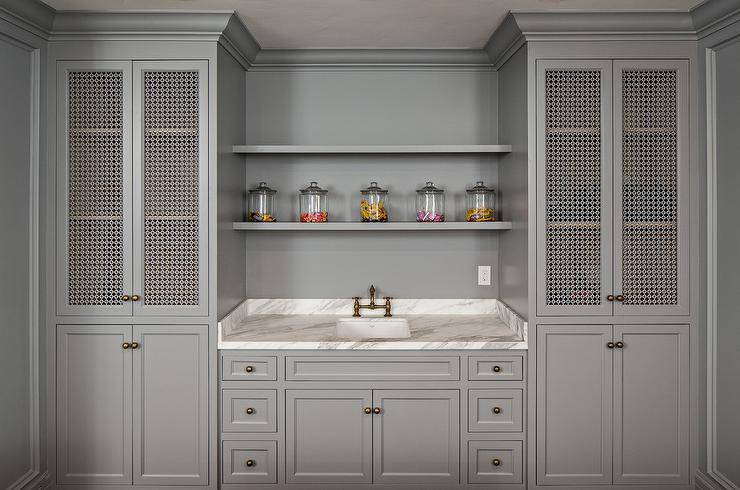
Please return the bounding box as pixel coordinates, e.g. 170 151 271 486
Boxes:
300 181 328 195
466 181 493 194
248 182 277 195
360 181 388 195
416 181 444 194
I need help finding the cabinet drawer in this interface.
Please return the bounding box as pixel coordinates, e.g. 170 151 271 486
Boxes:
222 389 277 433
221 355 277 381
468 389 523 432
222 440 277 484
468 440 523 484
468 356 523 381
285 356 459 381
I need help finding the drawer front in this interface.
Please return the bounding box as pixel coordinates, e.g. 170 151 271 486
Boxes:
285 356 460 381
222 389 277 433
221 355 277 381
222 440 277 484
469 389 523 432
468 440 523 484
468 356 523 381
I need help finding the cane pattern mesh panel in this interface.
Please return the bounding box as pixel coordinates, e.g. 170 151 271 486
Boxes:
621 70 678 305
545 70 602 306
143 71 200 306
67 71 124 306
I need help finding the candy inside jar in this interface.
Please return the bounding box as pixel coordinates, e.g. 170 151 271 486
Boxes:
360 181 389 222
415 181 445 222
465 181 496 222
299 181 328 223
248 182 277 222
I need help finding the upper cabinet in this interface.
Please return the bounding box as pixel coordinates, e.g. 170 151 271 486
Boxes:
57 60 208 317
537 60 689 317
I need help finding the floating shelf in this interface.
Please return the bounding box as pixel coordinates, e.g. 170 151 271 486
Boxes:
232 144 512 154
232 221 513 231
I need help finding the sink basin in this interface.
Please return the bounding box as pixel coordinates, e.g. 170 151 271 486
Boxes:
335 317 411 339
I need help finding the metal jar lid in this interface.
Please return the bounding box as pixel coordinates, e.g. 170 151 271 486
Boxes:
466 181 493 194
360 181 388 195
299 181 328 195
416 181 444 194
248 182 277 195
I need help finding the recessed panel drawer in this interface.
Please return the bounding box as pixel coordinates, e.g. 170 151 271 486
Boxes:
468 389 523 432
468 356 523 381
468 440 523 484
285 356 460 381
222 389 277 433
221 355 277 381
222 440 277 484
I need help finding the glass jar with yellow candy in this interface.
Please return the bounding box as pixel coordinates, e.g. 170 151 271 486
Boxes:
360 181 389 222
248 182 277 222
465 181 496 222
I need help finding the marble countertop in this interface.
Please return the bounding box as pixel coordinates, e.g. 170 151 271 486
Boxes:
218 299 527 350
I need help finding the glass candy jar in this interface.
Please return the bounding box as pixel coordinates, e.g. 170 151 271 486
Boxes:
415 181 445 222
465 181 496 222
360 181 389 222
248 182 277 222
299 182 328 222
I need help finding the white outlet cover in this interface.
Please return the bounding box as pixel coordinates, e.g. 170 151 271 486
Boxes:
478 265 491 286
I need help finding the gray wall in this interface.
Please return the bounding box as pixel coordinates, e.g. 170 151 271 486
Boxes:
243 69 503 299
497 46 529 319
714 37 740 486
0 34 32 487
217 45 247 318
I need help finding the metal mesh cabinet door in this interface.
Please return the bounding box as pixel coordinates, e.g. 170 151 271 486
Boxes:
536 61 613 316
56 62 133 315
132 61 208 316
613 61 689 315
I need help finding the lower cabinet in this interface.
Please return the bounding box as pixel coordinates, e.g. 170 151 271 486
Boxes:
56 324 209 486
537 324 689 486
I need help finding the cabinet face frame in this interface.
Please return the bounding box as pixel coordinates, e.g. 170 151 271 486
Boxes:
612 60 690 315
56 61 133 316
132 60 209 316
536 60 614 316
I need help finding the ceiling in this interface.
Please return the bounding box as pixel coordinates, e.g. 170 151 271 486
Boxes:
40 0 704 49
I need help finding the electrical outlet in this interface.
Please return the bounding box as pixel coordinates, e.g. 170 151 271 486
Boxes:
478 266 491 286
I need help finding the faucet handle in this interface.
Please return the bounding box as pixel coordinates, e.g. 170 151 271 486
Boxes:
383 296 393 300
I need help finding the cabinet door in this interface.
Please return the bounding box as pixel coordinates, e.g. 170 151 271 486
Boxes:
56 325 132 484
57 61 133 315
614 61 689 315
373 389 459 485
613 325 689 484
537 61 614 316
537 325 612 485
132 324 208 485
132 61 208 316
286 389 372 484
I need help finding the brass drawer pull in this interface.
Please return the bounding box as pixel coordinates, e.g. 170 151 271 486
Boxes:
122 342 131 349
492 406 502 414
364 407 372 414
492 365 502 373
131 342 140 349
245 459 255 467
245 407 254 415
121 295 130 302
607 342 615 349
245 365 254 373
606 294 615 301
492 458 501 466
373 407 382 414
615 294 625 302
615 341 624 349
131 294 140 301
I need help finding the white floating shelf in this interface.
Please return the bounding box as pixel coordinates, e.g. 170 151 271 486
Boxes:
232 221 513 231
232 144 512 154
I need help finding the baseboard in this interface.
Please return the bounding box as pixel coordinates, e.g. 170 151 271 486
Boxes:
696 469 735 490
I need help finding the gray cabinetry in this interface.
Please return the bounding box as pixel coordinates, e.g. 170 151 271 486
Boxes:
537 59 689 316
537 324 689 486
57 60 208 316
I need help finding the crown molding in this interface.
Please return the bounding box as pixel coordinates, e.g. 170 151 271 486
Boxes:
0 0 54 40
692 0 740 38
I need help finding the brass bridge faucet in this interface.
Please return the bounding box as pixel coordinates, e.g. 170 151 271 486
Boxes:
353 285 392 317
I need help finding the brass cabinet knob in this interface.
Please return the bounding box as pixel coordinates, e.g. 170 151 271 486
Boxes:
245 407 254 415
607 342 615 349
615 341 624 349
131 294 140 301
615 294 625 302
492 407 502 414
364 407 372 414
606 294 615 301
245 459 255 467
121 295 130 302
492 458 501 466
373 407 382 414
492 365 502 373
122 342 131 349
245 366 254 373
131 342 140 349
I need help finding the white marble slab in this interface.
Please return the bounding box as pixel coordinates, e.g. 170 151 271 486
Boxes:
218 299 528 350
